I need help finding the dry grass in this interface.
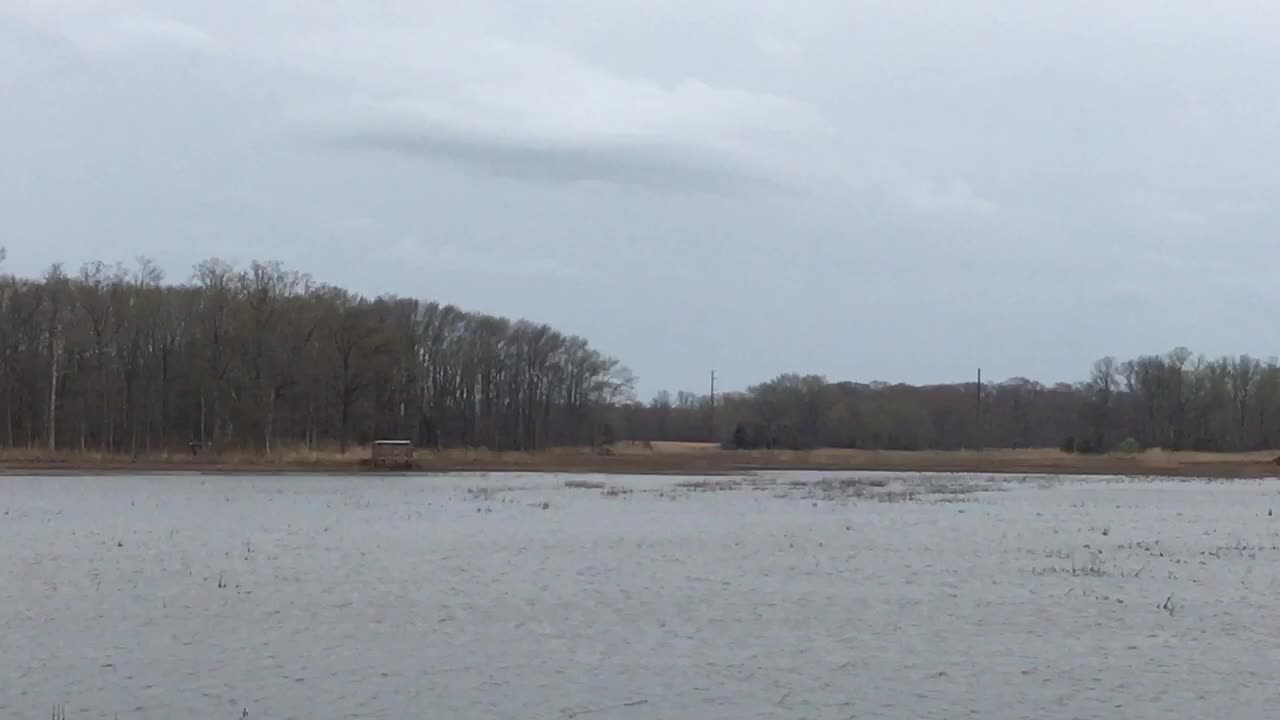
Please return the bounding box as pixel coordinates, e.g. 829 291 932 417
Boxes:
1 444 1278 478
715 446 1280 478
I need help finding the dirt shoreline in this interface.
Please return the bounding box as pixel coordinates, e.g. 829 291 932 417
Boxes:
3 447 1280 478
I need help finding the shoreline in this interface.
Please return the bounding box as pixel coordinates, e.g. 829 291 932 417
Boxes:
3 446 1280 479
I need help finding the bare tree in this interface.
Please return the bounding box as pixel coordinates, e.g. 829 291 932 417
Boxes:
1087 356 1119 450
1230 355 1261 450
43 264 68 450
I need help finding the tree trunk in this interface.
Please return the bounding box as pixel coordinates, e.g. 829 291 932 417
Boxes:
264 388 275 455
4 379 11 448
305 392 314 451
339 401 349 454
47 341 57 451
102 364 111 453
129 387 138 458
159 349 169 450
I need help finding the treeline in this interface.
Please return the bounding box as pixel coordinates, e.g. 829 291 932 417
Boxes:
0 255 632 454
614 351 1280 453
5 251 1272 457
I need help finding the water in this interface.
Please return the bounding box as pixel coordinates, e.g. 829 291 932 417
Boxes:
4 471 1280 719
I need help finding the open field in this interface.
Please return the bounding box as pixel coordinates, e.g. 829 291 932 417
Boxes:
2 442 1279 478
6 471 1280 718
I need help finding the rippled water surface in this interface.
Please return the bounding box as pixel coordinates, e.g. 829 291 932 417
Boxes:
4 471 1280 719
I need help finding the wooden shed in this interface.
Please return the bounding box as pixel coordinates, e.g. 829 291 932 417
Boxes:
370 440 414 469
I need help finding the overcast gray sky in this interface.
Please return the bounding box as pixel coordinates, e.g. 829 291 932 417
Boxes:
3 1 1278 397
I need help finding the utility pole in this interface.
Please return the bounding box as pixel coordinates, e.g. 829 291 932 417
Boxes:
709 370 717 443
975 367 982 451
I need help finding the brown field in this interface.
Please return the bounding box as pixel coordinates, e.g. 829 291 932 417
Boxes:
2 442 1279 478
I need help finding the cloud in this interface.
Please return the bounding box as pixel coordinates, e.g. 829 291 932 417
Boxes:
7 1 831 191
262 21 830 191
387 237 588 281
903 180 1000 217
0 4 215 58
105 16 215 54
321 124 797 194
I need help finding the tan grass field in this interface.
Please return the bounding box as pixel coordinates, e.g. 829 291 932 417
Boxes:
1 442 1279 478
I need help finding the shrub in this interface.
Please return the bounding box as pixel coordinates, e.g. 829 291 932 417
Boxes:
1059 435 1077 454
1113 437 1141 454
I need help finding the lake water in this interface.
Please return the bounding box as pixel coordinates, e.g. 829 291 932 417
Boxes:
4 471 1280 719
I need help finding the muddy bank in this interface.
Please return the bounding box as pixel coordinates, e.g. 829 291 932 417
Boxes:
2 446 1279 478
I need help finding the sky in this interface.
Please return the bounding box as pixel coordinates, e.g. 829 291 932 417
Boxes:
3 1 1279 398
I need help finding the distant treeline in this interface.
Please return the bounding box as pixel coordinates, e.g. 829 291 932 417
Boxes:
4 254 1274 456
0 255 632 454
616 352 1280 453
